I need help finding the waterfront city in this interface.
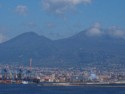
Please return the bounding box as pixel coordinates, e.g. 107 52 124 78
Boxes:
0 62 125 86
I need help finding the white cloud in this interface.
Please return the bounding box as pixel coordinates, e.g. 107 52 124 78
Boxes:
108 26 125 39
42 0 92 14
86 24 125 39
16 5 28 15
26 22 37 28
86 23 103 36
0 34 7 43
46 22 56 28
0 27 8 43
44 23 125 39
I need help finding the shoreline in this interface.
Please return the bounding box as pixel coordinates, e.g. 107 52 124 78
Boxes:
38 82 125 87
1 80 125 87
0 83 125 88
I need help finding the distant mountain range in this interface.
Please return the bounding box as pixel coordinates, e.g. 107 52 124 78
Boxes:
0 30 125 67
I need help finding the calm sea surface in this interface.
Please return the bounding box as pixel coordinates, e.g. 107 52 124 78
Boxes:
0 84 125 94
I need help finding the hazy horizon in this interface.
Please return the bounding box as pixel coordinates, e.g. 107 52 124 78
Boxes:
0 0 125 43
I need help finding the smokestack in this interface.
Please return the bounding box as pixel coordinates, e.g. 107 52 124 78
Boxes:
30 58 32 67
30 58 32 70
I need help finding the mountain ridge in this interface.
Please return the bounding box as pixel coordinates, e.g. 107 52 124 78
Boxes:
0 31 125 67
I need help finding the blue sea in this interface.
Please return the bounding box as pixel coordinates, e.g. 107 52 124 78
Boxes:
0 84 125 94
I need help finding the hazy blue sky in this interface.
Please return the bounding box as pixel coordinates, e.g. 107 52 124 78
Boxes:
0 0 125 42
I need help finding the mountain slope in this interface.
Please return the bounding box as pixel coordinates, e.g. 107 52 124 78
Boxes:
0 32 56 66
0 31 125 67
54 30 125 66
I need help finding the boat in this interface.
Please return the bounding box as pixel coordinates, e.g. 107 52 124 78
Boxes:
21 81 28 84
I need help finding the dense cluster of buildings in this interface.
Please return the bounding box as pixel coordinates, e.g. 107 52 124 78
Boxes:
0 63 125 85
